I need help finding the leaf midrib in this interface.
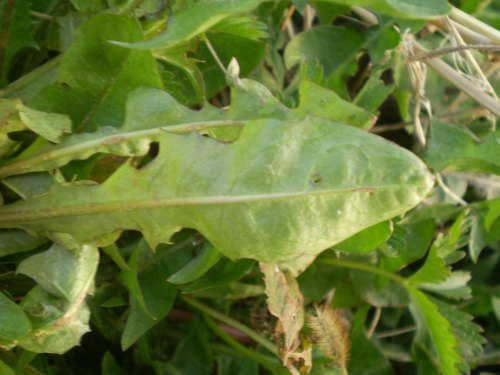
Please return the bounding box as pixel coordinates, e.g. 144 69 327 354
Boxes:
0 183 425 223
0 120 245 178
75 50 131 131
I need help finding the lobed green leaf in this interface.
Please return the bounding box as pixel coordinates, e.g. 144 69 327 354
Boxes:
408 287 461 375
0 117 433 272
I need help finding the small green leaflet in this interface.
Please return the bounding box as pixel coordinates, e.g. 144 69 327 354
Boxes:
408 287 461 375
433 298 485 372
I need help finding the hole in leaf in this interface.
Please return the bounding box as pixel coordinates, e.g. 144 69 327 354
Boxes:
310 173 322 185
58 82 71 90
133 142 159 169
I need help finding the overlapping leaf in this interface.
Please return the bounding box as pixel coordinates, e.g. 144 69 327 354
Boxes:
29 14 163 132
120 239 179 350
111 0 263 50
424 120 500 175
3 244 100 354
0 99 71 159
0 1 37 86
321 0 451 19
0 78 374 178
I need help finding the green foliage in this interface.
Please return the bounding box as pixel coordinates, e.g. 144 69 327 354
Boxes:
120 239 185 350
348 306 392 375
111 0 263 50
30 14 163 132
424 120 500 175
320 0 451 19
0 1 37 86
173 318 213 375
0 0 498 374
408 287 462 375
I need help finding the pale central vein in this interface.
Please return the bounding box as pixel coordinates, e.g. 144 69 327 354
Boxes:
0 186 395 223
0 120 246 178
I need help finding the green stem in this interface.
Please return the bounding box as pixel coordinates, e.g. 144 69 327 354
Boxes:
319 258 408 286
181 296 278 355
101 243 131 271
203 35 227 74
203 315 283 372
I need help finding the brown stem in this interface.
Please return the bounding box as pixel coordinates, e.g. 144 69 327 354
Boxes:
279 5 295 32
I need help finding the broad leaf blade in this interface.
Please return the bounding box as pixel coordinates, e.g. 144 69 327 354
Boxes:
0 99 71 146
297 80 375 129
0 292 31 343
424 120 500 175
120 240 187 350
0 118 433 270
18 244 97 301
334 220 392 254
172 319 213 375
285 26 364 98
30 14 163 132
